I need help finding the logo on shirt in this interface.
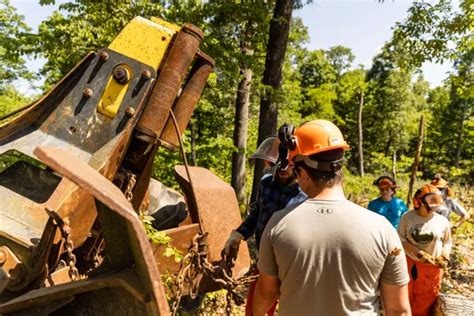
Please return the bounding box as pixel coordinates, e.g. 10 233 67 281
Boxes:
315 207 333 214
409 224 435 246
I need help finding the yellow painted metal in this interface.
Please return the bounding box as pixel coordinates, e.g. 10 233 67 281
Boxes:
108 16 179 70
101 17 180 118
98 64 132 118
150 16 180 32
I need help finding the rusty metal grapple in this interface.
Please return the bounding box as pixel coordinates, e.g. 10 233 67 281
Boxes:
0 17 249 315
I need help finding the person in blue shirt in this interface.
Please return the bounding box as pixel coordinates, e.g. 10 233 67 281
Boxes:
368 176 407 228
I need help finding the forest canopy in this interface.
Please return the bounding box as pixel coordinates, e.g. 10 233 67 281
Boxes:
1 0 472 203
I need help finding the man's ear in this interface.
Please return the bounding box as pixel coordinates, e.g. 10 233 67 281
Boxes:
298 166 310 183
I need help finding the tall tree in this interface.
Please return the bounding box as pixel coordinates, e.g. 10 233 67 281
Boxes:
0 0 33 91
203 2 272 202
252 0 295 203
388 0 472 68
231 38 253 202
357 90 365 176
326 45 355 80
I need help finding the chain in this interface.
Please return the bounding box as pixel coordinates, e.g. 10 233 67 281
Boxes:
62 218 80 281
122 169 136 202
45 209 81 282
171 233 258 316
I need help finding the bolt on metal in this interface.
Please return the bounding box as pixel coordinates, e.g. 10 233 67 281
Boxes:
113 66 130 85
98 51 109 61
125 107 136 117
83 88 93 98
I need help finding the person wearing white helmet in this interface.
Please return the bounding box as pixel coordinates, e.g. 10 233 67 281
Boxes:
224 135 306 316
431 174 470 232
253 120 410 316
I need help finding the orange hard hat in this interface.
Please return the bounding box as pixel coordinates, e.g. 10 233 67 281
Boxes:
289 120 350 162
413 184 444 209
374 176 397 189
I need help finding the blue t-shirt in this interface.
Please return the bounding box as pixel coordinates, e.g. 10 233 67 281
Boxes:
367 197 407 228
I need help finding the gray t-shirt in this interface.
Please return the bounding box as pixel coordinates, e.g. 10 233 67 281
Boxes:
437 197 468 219
258 199 409 316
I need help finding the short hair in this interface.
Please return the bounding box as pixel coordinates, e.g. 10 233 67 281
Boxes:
294 149 344 187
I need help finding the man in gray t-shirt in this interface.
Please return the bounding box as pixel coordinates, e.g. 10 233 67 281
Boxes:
253 120 411 316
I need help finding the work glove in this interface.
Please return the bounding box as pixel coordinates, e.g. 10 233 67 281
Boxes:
417 250 437 266
224 230 244 256
435 255 450 268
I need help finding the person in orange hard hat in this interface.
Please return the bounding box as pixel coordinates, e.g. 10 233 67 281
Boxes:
368 176 408 228
397 184 452 316
431 174 470 232
224 135 306 316
253 120 410 316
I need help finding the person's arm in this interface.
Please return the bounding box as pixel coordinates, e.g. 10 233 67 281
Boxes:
441 221 453 258
449 198 470 231
381 220 410 314
401 241 421 258
235 199 259 239
253 271 279 316
236 177 269 239
380 282 411 316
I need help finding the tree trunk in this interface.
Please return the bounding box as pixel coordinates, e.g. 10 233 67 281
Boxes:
407 115 425 208
454 101 467 168
392 150 397 179
251 0 294 203
231 46 253 203
357 90 364 177
384 130 393 157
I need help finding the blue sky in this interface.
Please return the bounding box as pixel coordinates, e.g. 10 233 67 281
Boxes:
295 0 452 85
12 0 452 94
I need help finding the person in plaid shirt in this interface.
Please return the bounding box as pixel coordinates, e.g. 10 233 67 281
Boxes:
224 136 306 316
233 172 306 249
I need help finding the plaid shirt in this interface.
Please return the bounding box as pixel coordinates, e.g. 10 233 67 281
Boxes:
236 174 307 249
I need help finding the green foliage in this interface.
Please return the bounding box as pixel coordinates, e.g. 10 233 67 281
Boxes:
302 83 339 121
0 0 34 90
4 0 473 197
140 213 182 262
0 85 34 120
0 149 46 173
298 49 337 89
326 45 355 79
388 0 473 68
33 1 170 86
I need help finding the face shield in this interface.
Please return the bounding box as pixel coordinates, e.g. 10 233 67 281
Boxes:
422 193 445 212
249 136 279 164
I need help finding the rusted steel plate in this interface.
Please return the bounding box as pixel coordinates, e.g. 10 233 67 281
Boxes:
152 223 200 276
0 53 95 140
0 269 150 314
174 166 250 277
33 146 170 315
160 51 215 148
136 24 203 139
0 49 155 155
